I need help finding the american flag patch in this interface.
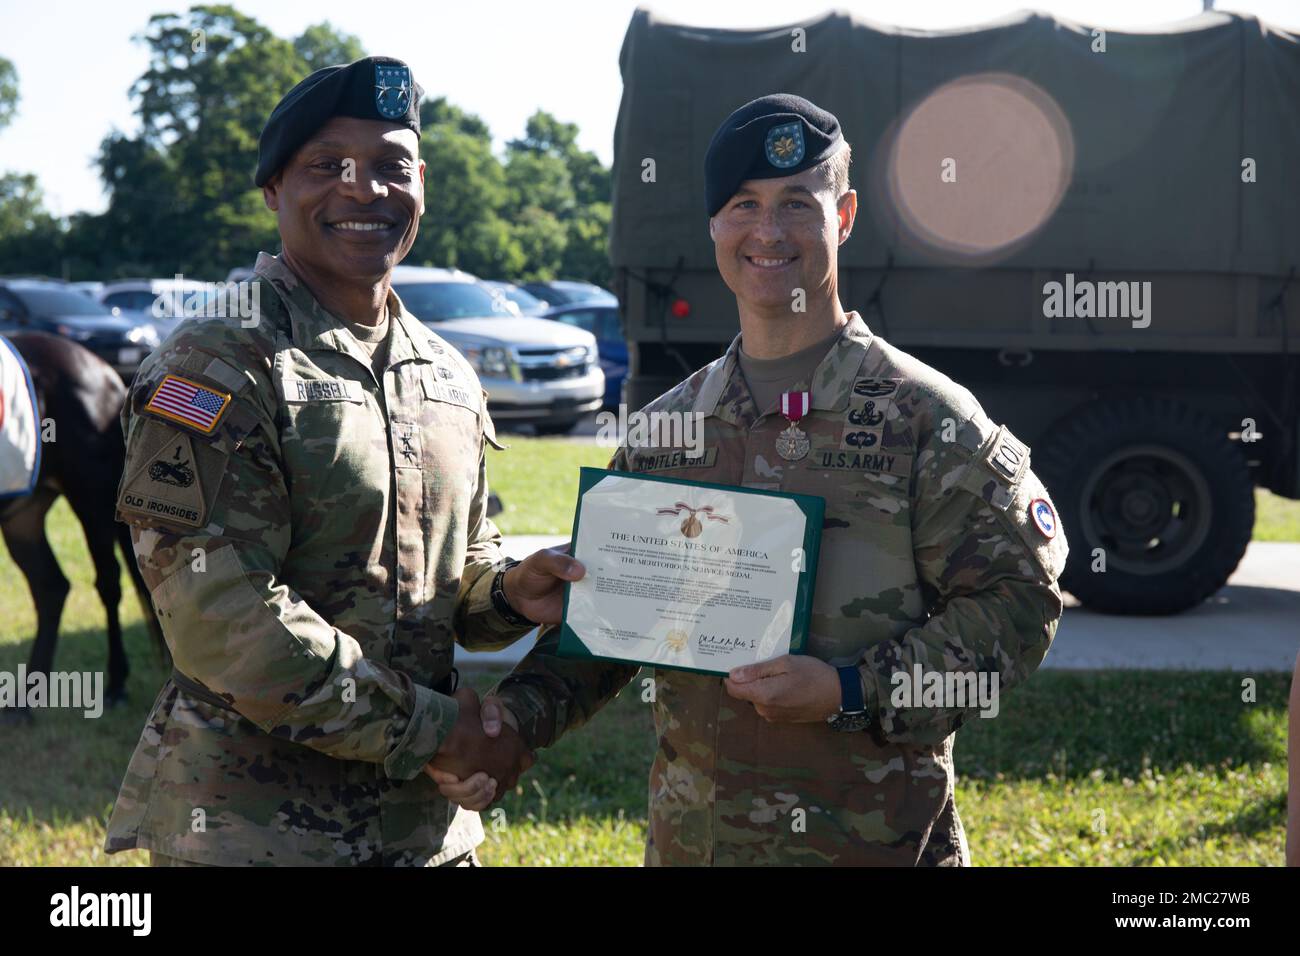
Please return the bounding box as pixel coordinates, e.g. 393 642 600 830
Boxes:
144 374 231 434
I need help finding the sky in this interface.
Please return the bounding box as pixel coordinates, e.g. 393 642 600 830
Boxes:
1 0 1298 218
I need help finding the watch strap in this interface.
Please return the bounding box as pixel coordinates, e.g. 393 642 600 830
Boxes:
836 664 865 714
490 559 536 628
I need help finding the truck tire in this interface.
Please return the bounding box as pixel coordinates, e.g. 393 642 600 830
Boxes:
1032 397 1254 615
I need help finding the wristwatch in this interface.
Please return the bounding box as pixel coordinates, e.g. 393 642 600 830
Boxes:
490 558 537 628
826 665 871 732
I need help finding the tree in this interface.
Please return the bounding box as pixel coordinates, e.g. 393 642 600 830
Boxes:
508 112 610 207
0 57 65 274
408 98 525 278
0 57 17 132
79 6 364 278
0 20 616 286
0 173 64 275
294 22 365 72
505 111 611 283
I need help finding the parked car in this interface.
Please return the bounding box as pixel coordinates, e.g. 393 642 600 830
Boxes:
99 278 219 342
390 265 603 433
481 280 551 316
542 303 626 408
69 281 104 300
519 280 617 308
0 278 160 379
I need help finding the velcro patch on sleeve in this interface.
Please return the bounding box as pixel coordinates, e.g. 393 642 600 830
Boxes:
981 424 1030 487
117 420 230 529
143 374 231 435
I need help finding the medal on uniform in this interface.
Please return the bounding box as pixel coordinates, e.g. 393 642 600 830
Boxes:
776 390 811 461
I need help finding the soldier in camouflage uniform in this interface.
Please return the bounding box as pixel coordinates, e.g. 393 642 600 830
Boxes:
104 56 574 866
435 94 1068 865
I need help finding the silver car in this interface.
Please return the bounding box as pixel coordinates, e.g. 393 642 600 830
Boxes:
390 265 603 434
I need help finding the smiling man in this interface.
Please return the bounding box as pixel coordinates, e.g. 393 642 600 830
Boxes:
435 93 1069 865
104 56 579 867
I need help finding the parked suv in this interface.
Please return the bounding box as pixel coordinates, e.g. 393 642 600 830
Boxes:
542 302 626 407
389 266 603 433
0 278 160 379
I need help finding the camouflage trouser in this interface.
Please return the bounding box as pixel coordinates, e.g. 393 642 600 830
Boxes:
150 848 481 867
918 797 970 866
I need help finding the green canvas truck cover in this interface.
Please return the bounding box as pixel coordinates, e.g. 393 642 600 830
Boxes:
610 8 1300 279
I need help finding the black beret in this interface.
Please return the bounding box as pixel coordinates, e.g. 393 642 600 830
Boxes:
254 55 424 187
704 93 844 216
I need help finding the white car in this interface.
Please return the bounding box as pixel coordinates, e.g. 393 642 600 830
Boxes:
390 265 604 434
98 278 220 342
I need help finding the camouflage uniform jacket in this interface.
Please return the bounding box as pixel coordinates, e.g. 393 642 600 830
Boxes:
104 252 529 866
494 312 1068 865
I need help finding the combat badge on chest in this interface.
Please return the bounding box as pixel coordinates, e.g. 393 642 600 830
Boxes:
841 377 900 451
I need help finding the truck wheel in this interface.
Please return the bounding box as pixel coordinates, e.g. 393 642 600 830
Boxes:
1032 398 1254 615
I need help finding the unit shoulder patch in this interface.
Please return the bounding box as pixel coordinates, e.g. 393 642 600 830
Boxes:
117 423 227 529
980 424 1030 487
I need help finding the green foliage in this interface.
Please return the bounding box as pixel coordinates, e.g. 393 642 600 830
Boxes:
407 98 525 278
0 57 17 132
292 22 365 72
503 111 612 283
0 26 613 287
0 174 62 275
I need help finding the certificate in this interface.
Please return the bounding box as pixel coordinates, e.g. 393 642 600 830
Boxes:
558 468 824 676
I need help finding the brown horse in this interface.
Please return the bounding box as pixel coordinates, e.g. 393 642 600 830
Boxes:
0 332 163 723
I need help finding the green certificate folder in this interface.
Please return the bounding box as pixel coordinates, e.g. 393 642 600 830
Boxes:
558 467 824 677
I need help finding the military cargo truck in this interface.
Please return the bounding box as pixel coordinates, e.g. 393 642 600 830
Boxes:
608 8 1300 615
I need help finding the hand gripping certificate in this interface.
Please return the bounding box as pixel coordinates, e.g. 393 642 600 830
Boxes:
558 468 824 676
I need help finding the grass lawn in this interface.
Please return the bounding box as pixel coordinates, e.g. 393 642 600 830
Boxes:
485 436 611 535
484 438 1300 541
1254 488 1300 542
0 439 1296 865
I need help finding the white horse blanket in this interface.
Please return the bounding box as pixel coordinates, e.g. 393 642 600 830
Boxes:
0 336 40 499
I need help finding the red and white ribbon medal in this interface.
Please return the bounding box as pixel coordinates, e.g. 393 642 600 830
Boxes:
775 390 811 461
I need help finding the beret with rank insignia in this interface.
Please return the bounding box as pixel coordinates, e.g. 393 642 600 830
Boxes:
254 55 424 187
705 93 844 216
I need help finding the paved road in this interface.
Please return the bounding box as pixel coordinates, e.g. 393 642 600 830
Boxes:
1048 542 1300 672
456 539 1300 673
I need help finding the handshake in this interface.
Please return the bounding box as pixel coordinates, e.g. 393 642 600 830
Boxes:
420 545 583 810
424 687 530 811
